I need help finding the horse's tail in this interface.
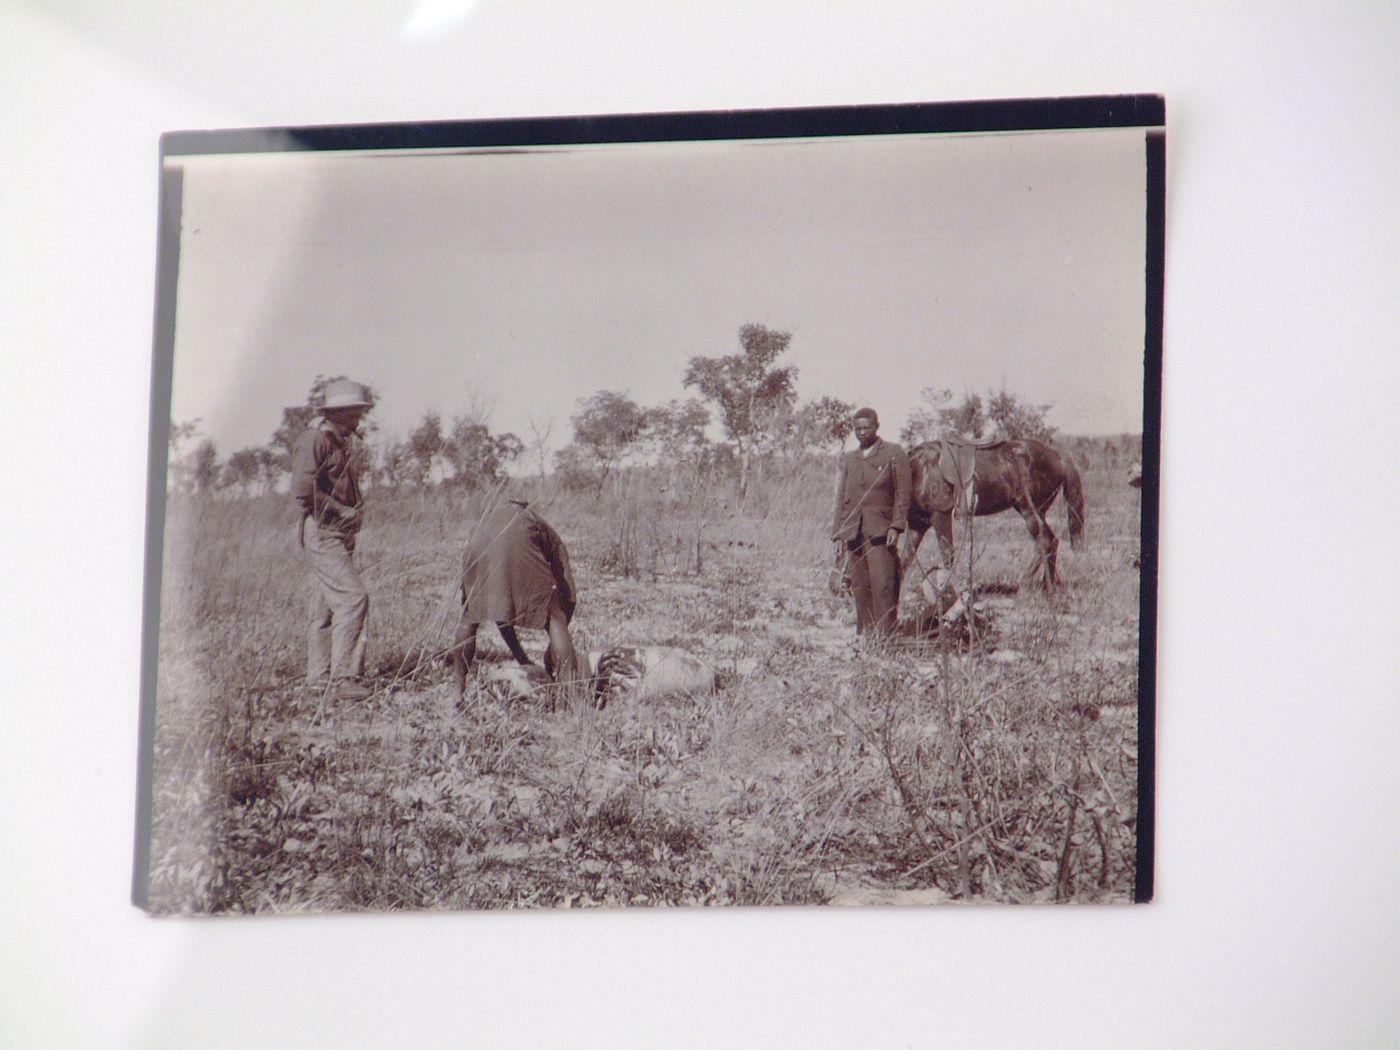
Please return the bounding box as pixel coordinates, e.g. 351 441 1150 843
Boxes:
1061 452 1086 551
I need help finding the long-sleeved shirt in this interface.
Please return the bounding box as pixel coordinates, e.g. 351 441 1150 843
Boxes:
291 420 363 536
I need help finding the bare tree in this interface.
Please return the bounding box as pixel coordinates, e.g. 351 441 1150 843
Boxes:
524 412 556 480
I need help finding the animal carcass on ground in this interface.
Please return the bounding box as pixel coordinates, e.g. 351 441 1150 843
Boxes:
589 645 717 709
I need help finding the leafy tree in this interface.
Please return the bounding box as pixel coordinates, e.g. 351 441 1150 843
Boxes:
269 405 315 470
221 447 263 495
944 393 986 440
755 397 854 472
644 398 711 479
188 438 220 494
443 419 490 486
167 420 220 495
254 448 279 493
987 388 1056 442
494 432 524 468
375 439 421 488
551 443 597 492
407 411 445 483
169 418 201 453
797 395 857 452
900 388 987 446
682 323 798 496
570 390 648 488
167 418 202 492
443 417 522 488
900 386 1055 445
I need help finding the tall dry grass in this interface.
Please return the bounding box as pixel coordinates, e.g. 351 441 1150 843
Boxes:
143 442 1142 912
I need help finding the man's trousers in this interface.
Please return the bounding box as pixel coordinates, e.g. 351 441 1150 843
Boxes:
300 519 369 682
848 535 900 636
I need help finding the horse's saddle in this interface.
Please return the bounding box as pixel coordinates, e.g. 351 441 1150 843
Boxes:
931 433 1005 514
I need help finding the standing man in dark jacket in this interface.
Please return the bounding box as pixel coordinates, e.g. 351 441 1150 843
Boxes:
831 407 911 637
291 378 373 699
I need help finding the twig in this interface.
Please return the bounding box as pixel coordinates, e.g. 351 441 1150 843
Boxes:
1086 754 1123 817
899 804 1027 881
1055 792 1081 901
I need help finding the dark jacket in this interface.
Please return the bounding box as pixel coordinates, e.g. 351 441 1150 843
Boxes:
831 439 911 543
460 500 576 629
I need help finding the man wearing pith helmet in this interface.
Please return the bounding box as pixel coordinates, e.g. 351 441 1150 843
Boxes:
291 378 374 699
831 406 911 638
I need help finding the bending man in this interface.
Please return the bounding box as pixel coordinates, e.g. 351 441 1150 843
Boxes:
451 499 581 698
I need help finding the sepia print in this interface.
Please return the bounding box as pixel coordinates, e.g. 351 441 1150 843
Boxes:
134 97 1163 914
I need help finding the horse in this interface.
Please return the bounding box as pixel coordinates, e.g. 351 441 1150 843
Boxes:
904 437 1085 593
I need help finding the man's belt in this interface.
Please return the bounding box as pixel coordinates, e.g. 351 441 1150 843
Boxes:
847 533 889 550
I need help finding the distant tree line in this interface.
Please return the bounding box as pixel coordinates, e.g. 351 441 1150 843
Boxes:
899 386 1057 447
167 326 1059 497
548 324 858 495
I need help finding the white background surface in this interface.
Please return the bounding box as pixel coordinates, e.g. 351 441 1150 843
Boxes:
3 3 1397 1048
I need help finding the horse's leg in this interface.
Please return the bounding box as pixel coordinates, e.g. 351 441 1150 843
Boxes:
897 527 922 618
1035 484 1061 523
1037 475 1085 559
1037 488 1064 575
898 527 923 574
908 513 962 622
934 511 956 580
1014 499 1059 590
1042 518 1060 587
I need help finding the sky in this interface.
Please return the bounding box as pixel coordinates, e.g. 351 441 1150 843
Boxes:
167 125 1149 458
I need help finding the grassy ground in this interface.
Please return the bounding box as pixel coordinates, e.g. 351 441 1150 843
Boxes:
143 442 1144 913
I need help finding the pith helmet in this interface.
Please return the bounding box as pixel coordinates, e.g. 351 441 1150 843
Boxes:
322 379 371 410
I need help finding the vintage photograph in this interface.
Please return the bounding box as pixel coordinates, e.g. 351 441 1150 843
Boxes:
135 99 1163 914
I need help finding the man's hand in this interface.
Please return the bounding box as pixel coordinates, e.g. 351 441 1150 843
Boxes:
885 527 901 548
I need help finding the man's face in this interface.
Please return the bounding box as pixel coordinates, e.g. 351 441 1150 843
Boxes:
853 417 879 448
325 406 368 433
